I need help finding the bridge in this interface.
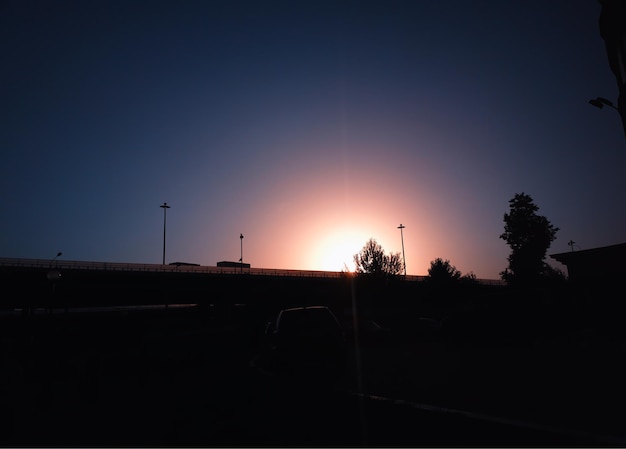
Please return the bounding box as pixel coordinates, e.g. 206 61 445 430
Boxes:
0 257 504 285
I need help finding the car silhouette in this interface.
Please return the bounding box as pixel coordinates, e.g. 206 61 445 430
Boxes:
342 318 395 346
263 305 347 379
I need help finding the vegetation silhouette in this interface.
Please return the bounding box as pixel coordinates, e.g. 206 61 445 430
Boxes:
352 238 403 278
499 193 560 288
424 258 479 287
426 258 461 285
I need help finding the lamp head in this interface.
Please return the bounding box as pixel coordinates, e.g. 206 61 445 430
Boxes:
589 97 615 109
589 98 605 109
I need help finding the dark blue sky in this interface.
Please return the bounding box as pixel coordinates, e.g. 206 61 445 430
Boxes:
2 0 624 279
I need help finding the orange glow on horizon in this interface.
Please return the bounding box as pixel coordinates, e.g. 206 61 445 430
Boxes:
239 151 460 277
310 227 374 272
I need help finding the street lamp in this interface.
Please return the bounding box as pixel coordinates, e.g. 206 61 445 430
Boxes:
47 251 63 314
397 224 406 276
160 202 170 265
51 251 62 265
589 96 617 110
589 96 626 139
239 233 244 273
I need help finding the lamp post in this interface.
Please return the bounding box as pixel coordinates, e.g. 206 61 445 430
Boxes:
239 233 244 273
397 224 406 276
160 202 170 265
589 96 626 139
46 252 63 315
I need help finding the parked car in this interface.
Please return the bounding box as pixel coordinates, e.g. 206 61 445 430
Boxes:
264 305 347 378
342 318 395 346
416 317 443 337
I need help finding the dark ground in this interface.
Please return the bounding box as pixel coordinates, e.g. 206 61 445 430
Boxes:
1 303 625 447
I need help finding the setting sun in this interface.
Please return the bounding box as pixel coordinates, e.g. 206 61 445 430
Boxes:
310 227 374 272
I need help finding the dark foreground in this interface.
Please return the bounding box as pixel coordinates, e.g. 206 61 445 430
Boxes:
1 306 625 447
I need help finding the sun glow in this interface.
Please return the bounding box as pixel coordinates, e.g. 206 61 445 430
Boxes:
311 228 373 272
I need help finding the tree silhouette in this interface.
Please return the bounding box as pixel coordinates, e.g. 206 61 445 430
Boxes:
500 193 559 287
426 258 462 285
542 263 568 285
460 271 479 285
353 238 403 277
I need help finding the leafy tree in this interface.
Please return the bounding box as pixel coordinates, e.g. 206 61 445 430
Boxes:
427 258 462 284
542 263 568 285
499 193 559 287
353 238 403 276
460 271 479 285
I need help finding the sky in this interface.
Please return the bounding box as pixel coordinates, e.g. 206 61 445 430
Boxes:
2 0 625 280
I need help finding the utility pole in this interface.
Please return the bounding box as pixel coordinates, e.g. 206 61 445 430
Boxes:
240 233 244 273
568 240 576 252
160 202 170 265
397 224 406 276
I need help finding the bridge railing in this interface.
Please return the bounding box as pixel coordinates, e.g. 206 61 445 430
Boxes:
0 257 504 285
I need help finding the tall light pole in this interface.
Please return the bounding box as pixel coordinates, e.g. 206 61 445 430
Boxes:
397 224 406 276
51 251 62 265
589 96 626 139
47 251 63 315
160 202 170 265
239 233 244 273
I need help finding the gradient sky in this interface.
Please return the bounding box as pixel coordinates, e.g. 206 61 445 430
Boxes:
2 0 625 280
